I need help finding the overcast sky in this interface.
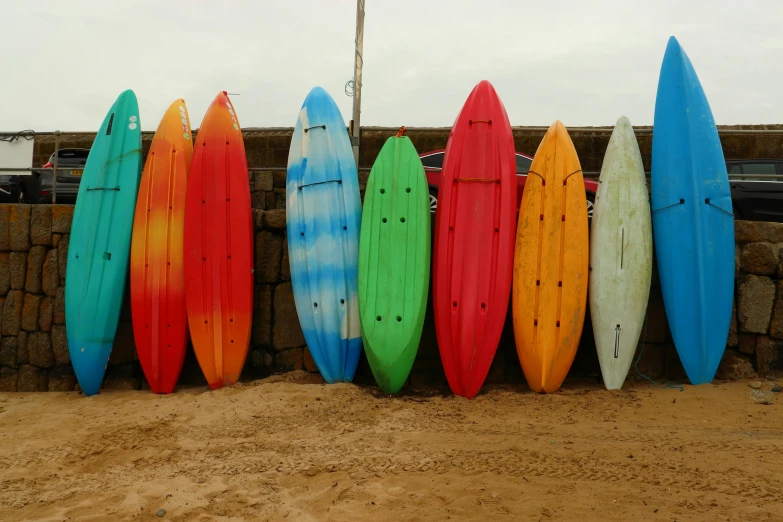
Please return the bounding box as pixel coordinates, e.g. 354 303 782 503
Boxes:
2 0 781 133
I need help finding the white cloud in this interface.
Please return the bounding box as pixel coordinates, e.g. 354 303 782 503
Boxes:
1 0 781 132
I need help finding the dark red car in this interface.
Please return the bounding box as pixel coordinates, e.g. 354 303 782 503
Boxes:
419 149 598 221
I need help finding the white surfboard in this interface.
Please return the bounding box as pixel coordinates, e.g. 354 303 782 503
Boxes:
589 116 653 390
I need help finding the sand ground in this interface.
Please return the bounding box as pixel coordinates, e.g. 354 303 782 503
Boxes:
1 372 782 521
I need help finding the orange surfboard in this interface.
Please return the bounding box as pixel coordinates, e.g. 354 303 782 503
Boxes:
130 99 193 394
512 121 589 393
183 91 253 389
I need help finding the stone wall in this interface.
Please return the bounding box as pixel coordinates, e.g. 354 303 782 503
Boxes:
0 205 74 392
0 195 777 392
731 221 783 378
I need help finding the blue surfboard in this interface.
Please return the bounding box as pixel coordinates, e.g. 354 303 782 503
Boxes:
285 87 363 383
65 89 143 396
651 36 735 384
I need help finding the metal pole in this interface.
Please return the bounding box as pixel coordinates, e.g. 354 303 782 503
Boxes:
52 130 60 204
350 0 365 168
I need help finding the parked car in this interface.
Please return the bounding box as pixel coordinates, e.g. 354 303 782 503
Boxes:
10 148 89 204
0 176 17 203
419 149 599 220
726 159 783 223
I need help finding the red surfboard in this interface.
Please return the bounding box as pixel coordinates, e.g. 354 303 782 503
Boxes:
183 91 254 389
433 80 517 399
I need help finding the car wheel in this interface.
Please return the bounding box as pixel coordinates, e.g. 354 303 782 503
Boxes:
429 191 438 214
16 188 25 204
586 195 595 222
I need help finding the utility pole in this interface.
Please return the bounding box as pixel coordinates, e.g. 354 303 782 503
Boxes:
350 0 365 168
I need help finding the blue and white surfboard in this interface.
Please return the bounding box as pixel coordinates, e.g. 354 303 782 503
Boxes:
285 86 363 383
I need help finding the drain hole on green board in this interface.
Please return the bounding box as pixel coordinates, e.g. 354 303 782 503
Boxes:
406 187 411 193
396 316 402 322
103 252 111 261
382 218 387 223
400 217 406 223
376 316 382 322
380 188 385 194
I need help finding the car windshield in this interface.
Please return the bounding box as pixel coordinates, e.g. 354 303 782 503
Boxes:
421 151 533 174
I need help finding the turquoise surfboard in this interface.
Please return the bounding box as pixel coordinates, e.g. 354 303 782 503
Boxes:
65 89 143 396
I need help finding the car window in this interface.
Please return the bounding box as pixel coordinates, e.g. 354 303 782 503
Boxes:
420 153 443 169
740 163 776 175
59 150 90 160
55 150 90 166
515 155 532 174
739 162 777 181
727 164 741 175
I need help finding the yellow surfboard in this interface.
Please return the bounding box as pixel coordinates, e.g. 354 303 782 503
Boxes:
512 121 589 393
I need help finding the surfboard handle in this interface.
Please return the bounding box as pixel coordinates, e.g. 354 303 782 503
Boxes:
86 187 120 192
704 198 734 217
304 125 326 133
453 178 500 184
614 324 621 359
652 198 685 213
468 119 492 129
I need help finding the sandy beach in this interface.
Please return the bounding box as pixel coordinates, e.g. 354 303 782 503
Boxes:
1 372 782 521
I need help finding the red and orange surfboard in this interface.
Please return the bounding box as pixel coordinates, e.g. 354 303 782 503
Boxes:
130 99 193 394
183 91 254 389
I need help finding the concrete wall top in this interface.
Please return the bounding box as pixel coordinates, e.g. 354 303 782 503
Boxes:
28 124 783 175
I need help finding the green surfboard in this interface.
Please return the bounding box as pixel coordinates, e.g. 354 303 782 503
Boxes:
358 132 431 394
